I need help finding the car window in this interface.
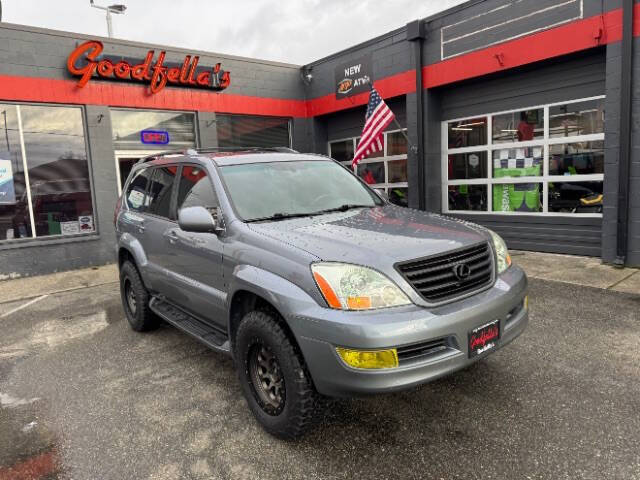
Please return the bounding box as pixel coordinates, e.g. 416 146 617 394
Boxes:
177 166 219 213
218 160 380 221
125 167 152 212
147 166 177 219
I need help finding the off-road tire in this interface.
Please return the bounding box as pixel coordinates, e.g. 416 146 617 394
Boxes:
119 261 160 332
235 310 323 439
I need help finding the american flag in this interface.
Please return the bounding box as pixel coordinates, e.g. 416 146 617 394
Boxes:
352 86 395 168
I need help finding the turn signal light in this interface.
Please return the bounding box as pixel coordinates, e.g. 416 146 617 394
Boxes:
336 347 399 369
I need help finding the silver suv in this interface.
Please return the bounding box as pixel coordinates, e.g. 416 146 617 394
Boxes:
115 148 528 438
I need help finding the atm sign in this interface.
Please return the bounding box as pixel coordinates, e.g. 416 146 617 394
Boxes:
141 130 170 145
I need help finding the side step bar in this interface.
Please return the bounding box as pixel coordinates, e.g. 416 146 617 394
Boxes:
149 297 231 354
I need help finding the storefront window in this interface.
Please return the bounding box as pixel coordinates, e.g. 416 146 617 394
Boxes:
387 131 408 156
448 185 487 211
0 104 94 241
492 109 543 143
448 152 487 180
549 141 604 175
443 96 605 216
388 159 407 184
331 129 409 207
111 110 196 151
357 161 385 184
492 183 542 213
216 115 290 148
549 99 604 138
492 147 543 178
447 117 487 148
328 139 354 164
548 181 603 213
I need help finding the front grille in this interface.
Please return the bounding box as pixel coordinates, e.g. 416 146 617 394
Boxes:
396 338 452 365
395 242 494 303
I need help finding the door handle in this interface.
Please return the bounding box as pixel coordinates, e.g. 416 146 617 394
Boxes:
165 229 179 244
137 223 145 233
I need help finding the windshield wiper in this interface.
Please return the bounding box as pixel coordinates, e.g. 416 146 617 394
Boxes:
245 212 321 223
312 204 374 215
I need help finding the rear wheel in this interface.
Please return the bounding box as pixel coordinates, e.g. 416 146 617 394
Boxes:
119 261 160 332
235 310 323 439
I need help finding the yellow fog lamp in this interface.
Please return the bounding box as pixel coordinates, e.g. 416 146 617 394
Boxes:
524 295 529 310
336 347 399 369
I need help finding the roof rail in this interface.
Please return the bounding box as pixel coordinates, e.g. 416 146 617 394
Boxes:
137 146 298 164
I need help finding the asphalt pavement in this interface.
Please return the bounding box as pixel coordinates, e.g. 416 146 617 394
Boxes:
0 278 639 479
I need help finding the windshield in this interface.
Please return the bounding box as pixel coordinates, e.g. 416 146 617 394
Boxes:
219 160 382 221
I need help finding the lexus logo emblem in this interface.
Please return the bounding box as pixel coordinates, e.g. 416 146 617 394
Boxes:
453 263 471 282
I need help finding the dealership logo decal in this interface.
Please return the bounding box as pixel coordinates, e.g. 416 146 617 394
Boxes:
67 40 231 94
334 54 372 99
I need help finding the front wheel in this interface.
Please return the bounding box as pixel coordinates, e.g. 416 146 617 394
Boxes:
235 310 323 439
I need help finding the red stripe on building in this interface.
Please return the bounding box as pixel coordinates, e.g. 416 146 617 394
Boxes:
423 5 635 88
0 75 307 117
305 69 416 117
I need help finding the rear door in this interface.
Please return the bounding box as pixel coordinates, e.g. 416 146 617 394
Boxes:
163 165 226 329
142 165 179 294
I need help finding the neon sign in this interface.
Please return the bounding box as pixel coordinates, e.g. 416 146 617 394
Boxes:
67 41 231 94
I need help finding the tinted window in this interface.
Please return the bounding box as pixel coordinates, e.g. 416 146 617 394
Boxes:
177 166 218 212
147 166 177 218
125 168 152 212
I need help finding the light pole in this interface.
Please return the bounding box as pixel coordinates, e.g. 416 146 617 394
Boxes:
89 0 126 38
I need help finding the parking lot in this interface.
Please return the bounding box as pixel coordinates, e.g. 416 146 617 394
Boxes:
1 275 639 479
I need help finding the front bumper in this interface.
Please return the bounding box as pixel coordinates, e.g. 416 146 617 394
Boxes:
287 265 528 397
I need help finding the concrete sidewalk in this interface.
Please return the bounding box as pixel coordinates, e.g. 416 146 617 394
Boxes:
0 252 638 305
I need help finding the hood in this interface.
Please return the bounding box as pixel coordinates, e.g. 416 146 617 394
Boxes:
247 205 490 269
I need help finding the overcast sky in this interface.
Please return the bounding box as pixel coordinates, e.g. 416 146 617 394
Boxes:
1 0 467 64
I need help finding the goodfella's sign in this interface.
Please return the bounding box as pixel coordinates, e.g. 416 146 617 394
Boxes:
67 40 231 94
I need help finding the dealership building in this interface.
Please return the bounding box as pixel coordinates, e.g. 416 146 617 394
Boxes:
0 0 638 277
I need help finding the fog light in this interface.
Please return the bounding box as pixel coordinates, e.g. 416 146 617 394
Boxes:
524 296 528 309
336 347 399 369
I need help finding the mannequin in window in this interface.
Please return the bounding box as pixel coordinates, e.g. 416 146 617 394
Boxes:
517 111 535 142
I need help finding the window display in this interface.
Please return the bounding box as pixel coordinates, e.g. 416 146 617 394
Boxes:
0 103 94 241
444 97 605 216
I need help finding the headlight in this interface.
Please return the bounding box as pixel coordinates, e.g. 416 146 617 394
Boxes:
489 230 512 274
311 263 411 310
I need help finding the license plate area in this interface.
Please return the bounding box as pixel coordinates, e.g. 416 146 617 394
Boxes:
468 319 500 358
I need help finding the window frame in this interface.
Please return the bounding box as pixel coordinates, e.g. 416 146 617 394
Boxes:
442 95 605 217
328 128 409 197
0 101 97 246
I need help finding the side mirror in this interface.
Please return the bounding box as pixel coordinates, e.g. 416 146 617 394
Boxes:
178 206 218 233
375 188 389 201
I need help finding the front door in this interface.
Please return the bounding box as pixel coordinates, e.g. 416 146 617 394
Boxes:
162 165 227 329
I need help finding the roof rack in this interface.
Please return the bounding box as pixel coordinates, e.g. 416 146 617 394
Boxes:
137 146 298 164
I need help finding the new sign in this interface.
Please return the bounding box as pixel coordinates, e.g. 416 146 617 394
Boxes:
0 159 16 205
67 41 231 94
335 54 372 99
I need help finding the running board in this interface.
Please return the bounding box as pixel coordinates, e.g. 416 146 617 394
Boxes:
149 297 230 353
